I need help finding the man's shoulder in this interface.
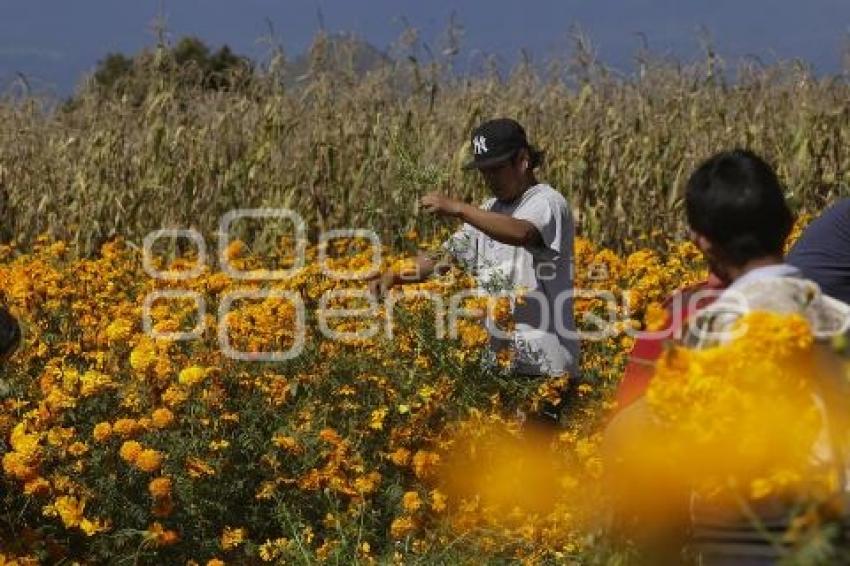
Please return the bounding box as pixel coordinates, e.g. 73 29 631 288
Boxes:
685 277 850 346
521 184 568 209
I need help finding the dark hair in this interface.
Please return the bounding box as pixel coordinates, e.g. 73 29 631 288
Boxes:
512 145 545 170
0 307 20 359
685 149 793 267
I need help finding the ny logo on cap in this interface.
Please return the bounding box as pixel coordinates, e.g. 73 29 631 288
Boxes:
472 135 488 155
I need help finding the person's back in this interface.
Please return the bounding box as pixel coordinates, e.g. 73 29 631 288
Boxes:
787 198 850 305
604 150 850 565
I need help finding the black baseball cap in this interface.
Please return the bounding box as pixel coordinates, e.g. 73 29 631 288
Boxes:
463 118 531 170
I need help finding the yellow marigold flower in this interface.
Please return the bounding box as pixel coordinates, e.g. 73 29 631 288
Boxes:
643 302 669 331
146 521 179 546
10 423 40 457
80 517 110 536
402 491 422 513
207 560 226 566
54 495 84 528
23 477 50 496
352 471 381 495
412 450 440 480
3 451 37 481
105 318 133 343
113 418 141 437
151 408 175 429
369 407 389 431
186 456 215 478
255 480 277 500
67 441 88 457
118 440 143 464
221 526 246 550
161 385 189 407
318 428 342 444
271 434 303 454
135 449 163 473
46 427 74 448
79 370 115 397
357 541 371 557
129 340 157 373
258 538 291 562
223 239 246 260
178 365 206 386
148 476 172 499
389 447 411 467
390 516 416 539
92 422 112 442
430 489 448 513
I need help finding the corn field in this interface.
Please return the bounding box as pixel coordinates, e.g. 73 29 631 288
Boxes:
1 34 849 256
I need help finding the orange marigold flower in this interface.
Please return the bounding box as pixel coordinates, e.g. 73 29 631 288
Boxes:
151 408 175 429
23 477 50 496
53 495 84 528
402 491 422 513
135 449 163 473
146 521 180 546
92 422 112 442
67 441 89 457
271 434 303 454
390 516 416 539
223 239 246 260
3 452 37 481
221 526 246 550
353 471 381 495
119 440 143 464
318 428 342 444
186 456 215 478
148 476 172 499
389 447 411 467
644 302 669 332
161 385 189 407
412 450 440 480
430 489 448 513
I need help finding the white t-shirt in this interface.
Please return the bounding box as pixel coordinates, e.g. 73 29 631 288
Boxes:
443 183 579 377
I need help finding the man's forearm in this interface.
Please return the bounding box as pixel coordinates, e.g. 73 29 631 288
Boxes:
456 203 541 247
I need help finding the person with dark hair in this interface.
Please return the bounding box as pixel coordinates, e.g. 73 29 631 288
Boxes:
684 149 795 285
787 198 850 306
604 149 850 564
369 118 579 411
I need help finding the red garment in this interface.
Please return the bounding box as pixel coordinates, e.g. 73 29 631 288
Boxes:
614 274 726 412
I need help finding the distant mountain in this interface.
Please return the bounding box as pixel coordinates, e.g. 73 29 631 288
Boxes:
283 32 392 82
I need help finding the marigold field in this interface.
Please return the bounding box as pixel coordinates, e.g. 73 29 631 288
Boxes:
0 222 847 564
3 35 850 564
0 230 705 564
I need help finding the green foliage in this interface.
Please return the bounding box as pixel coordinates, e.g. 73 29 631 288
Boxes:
89 36 253 98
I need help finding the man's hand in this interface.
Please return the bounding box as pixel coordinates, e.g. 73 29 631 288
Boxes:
420 192 466 218
367 271 397 299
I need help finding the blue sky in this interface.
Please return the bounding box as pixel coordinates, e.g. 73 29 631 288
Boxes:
1 0 849 95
